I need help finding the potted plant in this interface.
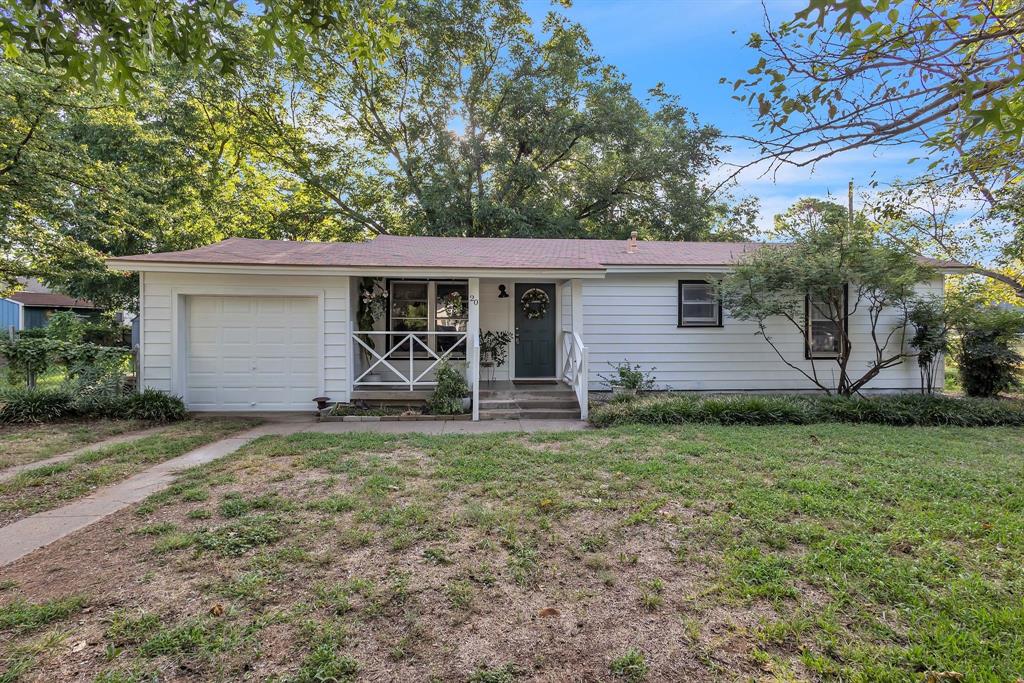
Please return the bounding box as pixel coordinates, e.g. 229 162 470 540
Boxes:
598 361 657 396
479 330 513 367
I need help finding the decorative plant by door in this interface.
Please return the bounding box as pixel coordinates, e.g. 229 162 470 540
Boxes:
479 330 513 367
358 278 388 350
520 287 550 319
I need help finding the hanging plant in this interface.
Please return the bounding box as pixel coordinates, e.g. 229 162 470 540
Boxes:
357 278 388 351
520 287 550 320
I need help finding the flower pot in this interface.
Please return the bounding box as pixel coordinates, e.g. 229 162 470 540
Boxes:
461 397 472 412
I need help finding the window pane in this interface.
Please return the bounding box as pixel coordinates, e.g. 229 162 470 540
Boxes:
392 282 428 301
681 284 714 303
436 283 468 323
682 303 717 320
391 317 427 354
391 301 428 319
810 320 841 354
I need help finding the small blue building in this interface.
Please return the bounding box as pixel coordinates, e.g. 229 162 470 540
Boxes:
1 278 99 333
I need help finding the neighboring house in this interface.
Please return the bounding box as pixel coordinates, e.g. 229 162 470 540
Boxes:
0 278 100 332
107 235 959 419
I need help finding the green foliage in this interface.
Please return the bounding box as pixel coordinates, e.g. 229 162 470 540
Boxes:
294 643 359 683
232 0 755 241
0 0 400 95
193 515 285 556
0 387 75 423
733 1 1024 300
589 393 1024 429
955 308 1024 398
480 330 513 368
427 361 468 415
44 311 86 342
609 649 648 682
0 386 186 424
598 361 657 393
0 337 51 388
908 298 952 394
122 390 188 423
723 199 935 396
0 596 86 634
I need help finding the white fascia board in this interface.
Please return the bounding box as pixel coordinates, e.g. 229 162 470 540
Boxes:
604 265 736 274
105 260 608 280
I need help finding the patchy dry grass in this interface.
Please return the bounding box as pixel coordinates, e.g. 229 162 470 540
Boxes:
1 424 1023 681
0 418 258 526
0 420 150 470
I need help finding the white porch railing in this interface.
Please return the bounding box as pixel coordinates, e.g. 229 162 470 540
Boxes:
352 328 468 389
561 330 589 420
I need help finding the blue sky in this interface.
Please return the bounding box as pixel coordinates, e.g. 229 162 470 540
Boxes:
522 0 924 232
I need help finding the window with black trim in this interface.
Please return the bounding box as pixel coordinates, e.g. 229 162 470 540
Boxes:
678 280 722 327
806 287 846 358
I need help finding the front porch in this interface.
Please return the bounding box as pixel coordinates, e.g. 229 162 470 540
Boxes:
349 276 588 420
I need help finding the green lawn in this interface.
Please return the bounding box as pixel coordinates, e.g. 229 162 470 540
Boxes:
0 419 151 470
0 418 258 526
1 424 1022 681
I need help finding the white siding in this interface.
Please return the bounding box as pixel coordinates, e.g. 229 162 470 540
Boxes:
582 273 944 393
140 272 350 405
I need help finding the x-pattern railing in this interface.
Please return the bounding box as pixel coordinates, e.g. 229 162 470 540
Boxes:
353 330 467 390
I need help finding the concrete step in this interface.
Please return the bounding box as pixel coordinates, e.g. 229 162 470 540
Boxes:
480 398 577 408
478 408 581 421
517 408 582 420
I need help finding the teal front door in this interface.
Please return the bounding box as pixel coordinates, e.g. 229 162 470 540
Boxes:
514 283 556 378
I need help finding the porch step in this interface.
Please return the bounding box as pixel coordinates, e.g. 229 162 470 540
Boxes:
479 398 577 410
477 385 582 420
479 408 582 421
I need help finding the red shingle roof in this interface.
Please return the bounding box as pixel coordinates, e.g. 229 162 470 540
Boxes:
109 236 964 271
8 291 97 308
110 236 771 270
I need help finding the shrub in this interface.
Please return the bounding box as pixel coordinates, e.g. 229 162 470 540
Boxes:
427 360 468 415
955 308 1024 398
71 391 130 419
0 387 75 423
122 389 188 422
589 393 1024 428
598 361 657 394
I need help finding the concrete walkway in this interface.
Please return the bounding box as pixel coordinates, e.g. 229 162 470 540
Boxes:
0 418 585 566
0 425 167 484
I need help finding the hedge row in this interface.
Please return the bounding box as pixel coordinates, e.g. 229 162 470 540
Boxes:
0 388 187 424
589 393 1024 428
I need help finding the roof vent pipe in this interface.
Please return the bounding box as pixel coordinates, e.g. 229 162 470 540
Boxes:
626 230 638 253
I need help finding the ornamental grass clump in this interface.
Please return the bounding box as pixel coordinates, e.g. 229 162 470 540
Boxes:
590 393 1024 428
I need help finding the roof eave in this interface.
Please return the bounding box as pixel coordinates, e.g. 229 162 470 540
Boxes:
105 258 608 279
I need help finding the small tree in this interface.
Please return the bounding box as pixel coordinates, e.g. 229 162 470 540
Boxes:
908 299 953 395
722 200 935 396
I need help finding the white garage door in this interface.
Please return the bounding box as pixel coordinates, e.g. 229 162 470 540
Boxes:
186 296 319 411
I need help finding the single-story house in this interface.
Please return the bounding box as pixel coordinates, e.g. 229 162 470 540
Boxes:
0 278 100 332
107 235 958 419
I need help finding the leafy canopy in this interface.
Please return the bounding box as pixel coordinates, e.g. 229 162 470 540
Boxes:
0 0 401 94
730 0 1024 299
239 0 756 240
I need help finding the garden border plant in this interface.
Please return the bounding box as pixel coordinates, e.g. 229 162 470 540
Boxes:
589 392 1024 428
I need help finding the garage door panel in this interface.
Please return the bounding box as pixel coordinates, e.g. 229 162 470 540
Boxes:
186 295 320 411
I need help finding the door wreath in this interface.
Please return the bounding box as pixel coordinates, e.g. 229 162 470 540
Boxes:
520 287 550 320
